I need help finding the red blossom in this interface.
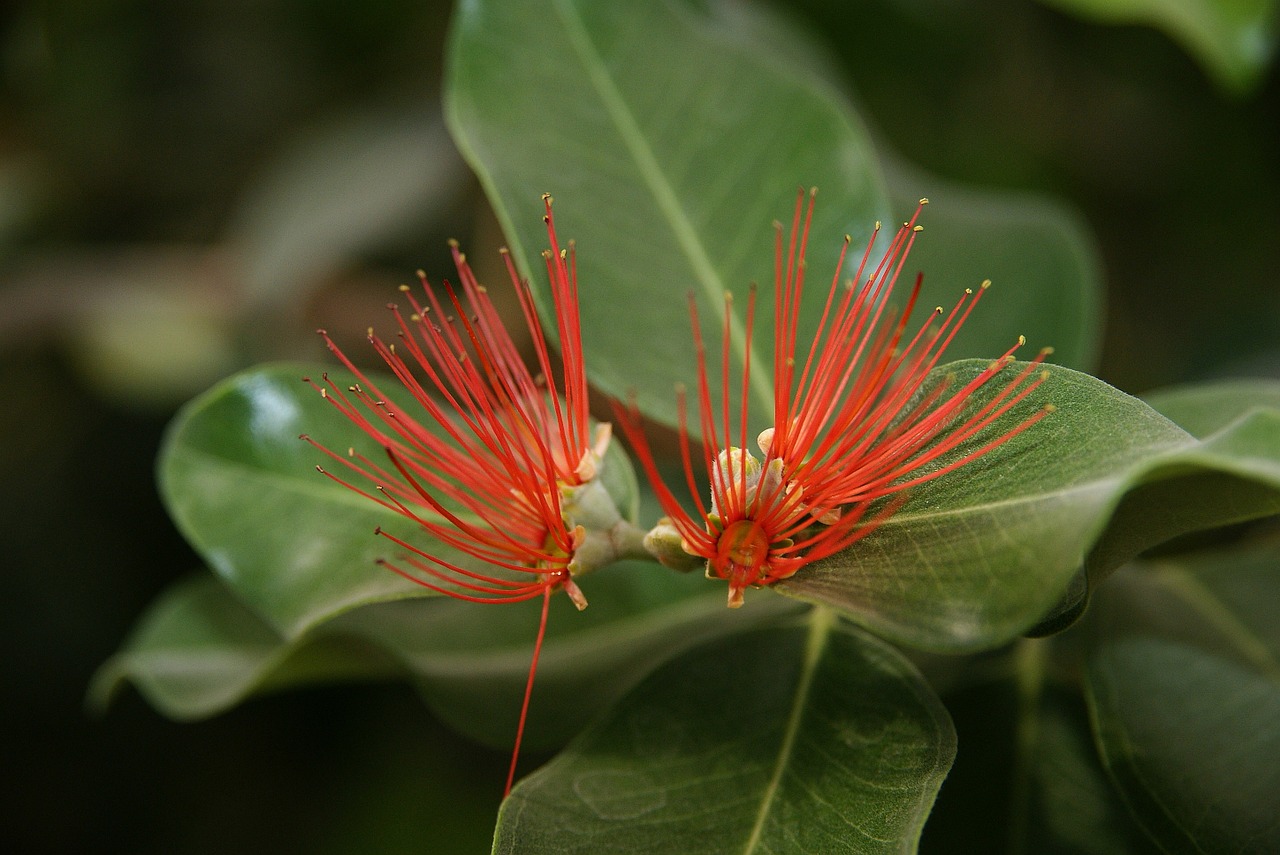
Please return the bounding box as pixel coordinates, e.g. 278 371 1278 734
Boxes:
301 194 603 795
619 189 1052 608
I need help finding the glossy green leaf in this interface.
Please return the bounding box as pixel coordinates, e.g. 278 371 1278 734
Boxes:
88 575 397 720
780 362 1280 651
158 363 640 638
159 364 439 638
1084 547 1280 852
884 160 1104 373
446 0 890 428
1037 0 1278 93
494 612 955 854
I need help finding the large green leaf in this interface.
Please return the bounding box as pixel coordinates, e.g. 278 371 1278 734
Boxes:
1036 0 1277 94
779 363 1280 651
494 611 955 855
158 364 640 638
1083 547 1280 853
446 0 890 428
660 2 1105 375
94 559 802 752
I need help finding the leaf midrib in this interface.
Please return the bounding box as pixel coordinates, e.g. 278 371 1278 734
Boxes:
550 0 775 413
740 606 834 853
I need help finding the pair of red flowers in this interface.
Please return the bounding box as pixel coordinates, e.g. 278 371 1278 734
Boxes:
305 191 1050 795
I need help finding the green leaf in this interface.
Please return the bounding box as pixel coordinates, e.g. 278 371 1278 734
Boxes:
159 364 434 638
884 160 1104 374
446 0 890 428
1083 547 1280 853
158 363 640 638
779 362 1280 651
1144 376 1280 438
96 559 803 752
666 1 1106 376
88 575 396 720
1018 690 1158 855
922 662 1160 855
1036 0 1277 93
494 611 955 854
329 565 803 750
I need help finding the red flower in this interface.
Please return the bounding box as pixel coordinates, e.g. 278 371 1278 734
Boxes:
301 195 608 795
619 190 1052 608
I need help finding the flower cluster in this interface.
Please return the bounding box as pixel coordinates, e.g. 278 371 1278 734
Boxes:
302 195 635 795
307 190 1051 794
618 190 1052 607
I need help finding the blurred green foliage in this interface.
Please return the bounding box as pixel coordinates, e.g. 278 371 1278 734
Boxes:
2 0 1276 852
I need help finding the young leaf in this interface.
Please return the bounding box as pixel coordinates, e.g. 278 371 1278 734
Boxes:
779 363 1280 651
446 0 890 427
1084 547 1280 853
494 612 956 854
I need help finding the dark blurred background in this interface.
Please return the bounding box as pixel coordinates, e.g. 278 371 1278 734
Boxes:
2 1 1276 852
